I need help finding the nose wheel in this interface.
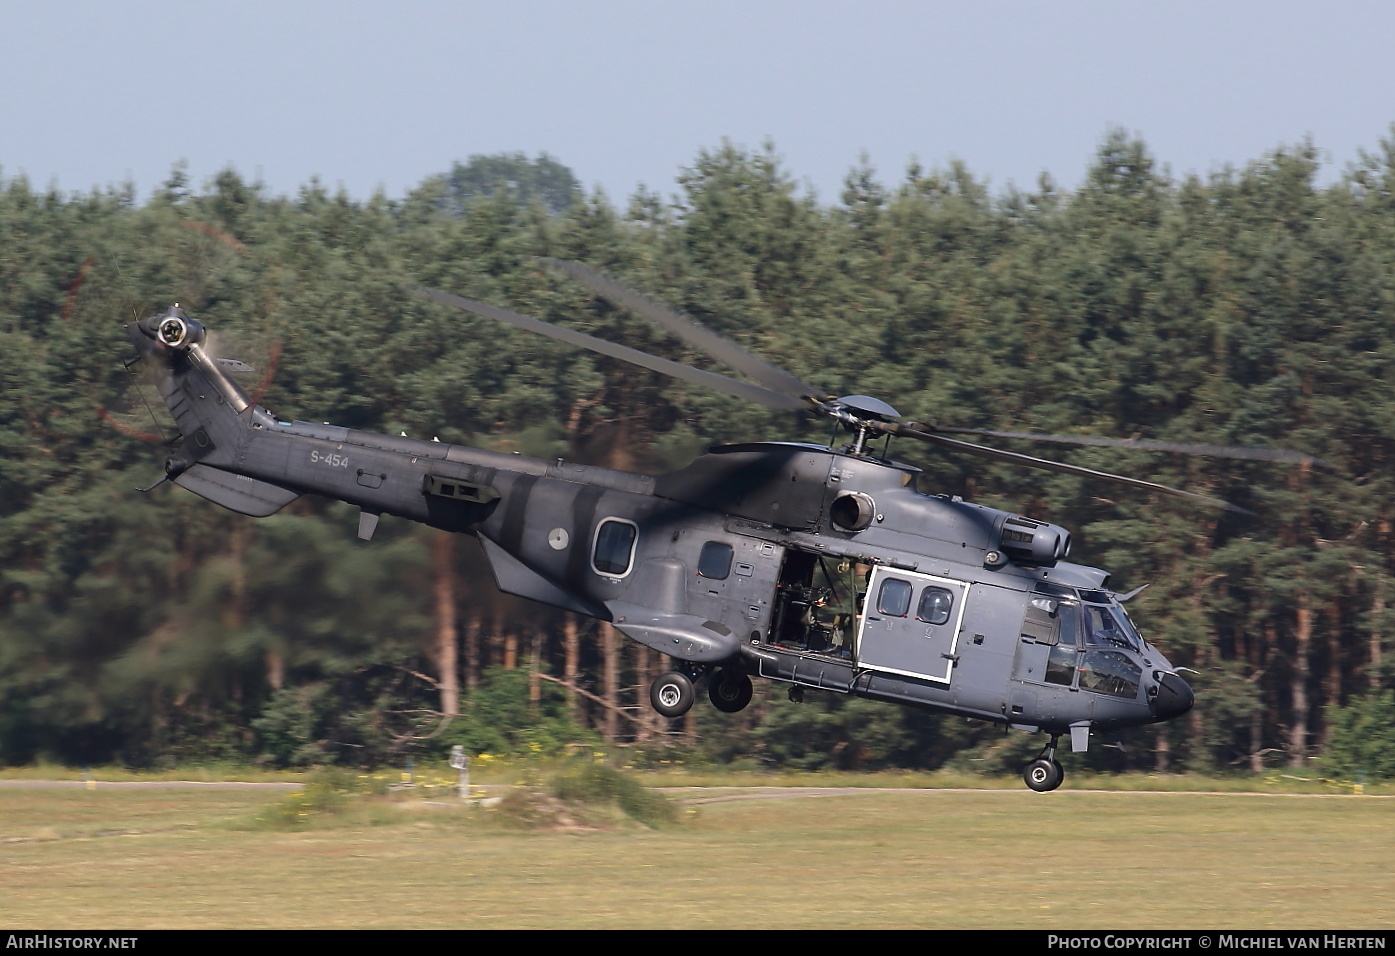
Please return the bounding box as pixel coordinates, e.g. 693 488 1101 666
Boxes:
1023 736 1065 792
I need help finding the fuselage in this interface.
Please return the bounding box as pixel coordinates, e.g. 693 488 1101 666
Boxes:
216 412 1193 737
129 309 1193 748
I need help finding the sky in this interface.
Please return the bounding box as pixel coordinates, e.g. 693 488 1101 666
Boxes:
2 1 1393 207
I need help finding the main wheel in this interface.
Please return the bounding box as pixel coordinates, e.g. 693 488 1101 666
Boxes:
650 671 695 718
708 669 754 713
1023 758 1064 792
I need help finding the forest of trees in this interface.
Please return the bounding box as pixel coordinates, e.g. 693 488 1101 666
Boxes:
4 136 1395 776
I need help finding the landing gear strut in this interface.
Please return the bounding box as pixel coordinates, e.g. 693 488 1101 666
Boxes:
1023 735 1065 792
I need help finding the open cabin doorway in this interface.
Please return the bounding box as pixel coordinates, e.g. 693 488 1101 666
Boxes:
768 548 869 659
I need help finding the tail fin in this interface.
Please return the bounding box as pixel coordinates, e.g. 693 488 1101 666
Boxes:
127 305 300 516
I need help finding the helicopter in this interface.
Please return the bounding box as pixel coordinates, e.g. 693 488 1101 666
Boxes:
123 258 1319 791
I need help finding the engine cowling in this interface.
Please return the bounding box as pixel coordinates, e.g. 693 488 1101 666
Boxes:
998 514 1071 567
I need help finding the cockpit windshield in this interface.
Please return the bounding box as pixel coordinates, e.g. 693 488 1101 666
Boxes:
1083 604 1143 653
1024 583 1145 699
1033 582 1144 653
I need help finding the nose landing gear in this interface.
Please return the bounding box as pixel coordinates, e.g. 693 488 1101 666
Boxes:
1023 735 1065 792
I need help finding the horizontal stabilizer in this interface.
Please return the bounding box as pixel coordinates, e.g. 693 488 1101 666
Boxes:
173 464 301 517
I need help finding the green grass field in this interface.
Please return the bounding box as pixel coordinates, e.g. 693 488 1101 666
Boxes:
1 778 1392 929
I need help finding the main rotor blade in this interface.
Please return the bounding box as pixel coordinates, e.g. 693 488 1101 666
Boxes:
888 423 1250 514
538 258 824 400
416 287 806 411
921 425 1326 467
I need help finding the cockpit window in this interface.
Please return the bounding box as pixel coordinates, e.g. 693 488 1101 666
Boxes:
1084 606 1142 653
1116 604 1147 648
1055 602 1082 648
1080 649 1142 699
1045 642 1077 686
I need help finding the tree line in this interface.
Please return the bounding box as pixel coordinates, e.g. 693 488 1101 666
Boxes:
2 135 1394 775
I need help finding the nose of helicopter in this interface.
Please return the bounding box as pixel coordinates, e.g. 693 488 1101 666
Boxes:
1151 671 1195 721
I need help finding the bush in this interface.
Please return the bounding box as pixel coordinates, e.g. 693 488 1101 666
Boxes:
436 666 600 759
1323 691 1395 780
749 691 955 771
251 684 331 768
551 761 677 827
253 766 380 828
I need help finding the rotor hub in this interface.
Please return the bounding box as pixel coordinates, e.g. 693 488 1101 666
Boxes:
826 396 901 456
137 305 205 352
831 394 900 421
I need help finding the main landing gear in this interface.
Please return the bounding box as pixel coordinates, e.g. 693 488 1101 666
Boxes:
650 671 696 718
708 668 753 713
1023 735 1065 792
650 666 754 719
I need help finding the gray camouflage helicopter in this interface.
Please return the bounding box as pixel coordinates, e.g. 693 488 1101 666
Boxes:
124 259 1317 791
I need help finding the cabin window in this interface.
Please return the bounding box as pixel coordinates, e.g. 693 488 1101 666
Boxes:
876 578 913 617
592 518 638 577
698 541 734 580
916 587 954 625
